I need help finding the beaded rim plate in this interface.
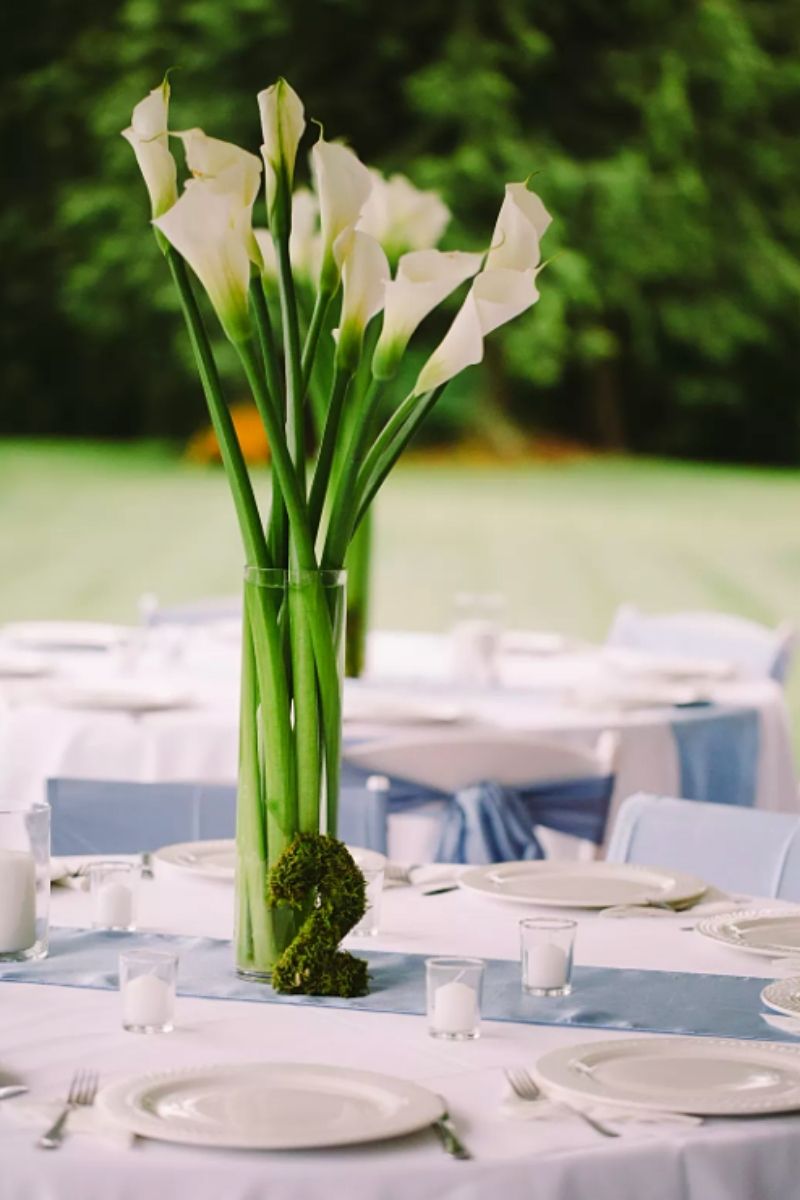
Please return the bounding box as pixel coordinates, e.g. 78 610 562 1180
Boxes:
534 1037 800 1116
152 838 386 883
696 909 800 958
459 860 707 909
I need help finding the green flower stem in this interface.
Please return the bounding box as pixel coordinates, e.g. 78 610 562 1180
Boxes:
235 615 273 966
308 368 352 538
236 339 343 832
301 287 335 392
250 276 289 568
354 386 445 530
274 234 305 474
165 246 295 947
322 378 382 569
166 248 268 571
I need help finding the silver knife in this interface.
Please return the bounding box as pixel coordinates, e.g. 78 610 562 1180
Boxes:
432 1106 471 1160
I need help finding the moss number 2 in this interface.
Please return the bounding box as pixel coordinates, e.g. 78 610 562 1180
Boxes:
269 832 370 996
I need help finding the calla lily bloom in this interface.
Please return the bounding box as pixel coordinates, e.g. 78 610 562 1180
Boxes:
336 232 390 371
258 79 305 219
372 249 482 379
485 182 551 273
154 182 253 343
312 139 373 292
176 128 262 206
358 171 450 260
414 267 540 394
122 80 178 219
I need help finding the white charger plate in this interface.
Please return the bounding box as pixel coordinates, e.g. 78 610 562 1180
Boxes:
2 621 130 651
696 909 800 957
98 1062 444 1150
152 838 386 883
459 860 707 909
534 1037 800 1116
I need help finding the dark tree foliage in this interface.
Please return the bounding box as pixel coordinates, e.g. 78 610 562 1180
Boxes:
3 0 800 460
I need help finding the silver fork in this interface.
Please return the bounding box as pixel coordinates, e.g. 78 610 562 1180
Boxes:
37 1070 98 1149
505 1067 619 1138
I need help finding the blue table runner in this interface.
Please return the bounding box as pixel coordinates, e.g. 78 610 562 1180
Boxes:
0 927 790 1044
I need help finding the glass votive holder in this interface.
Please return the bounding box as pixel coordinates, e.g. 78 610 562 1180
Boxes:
451 592 505 687
0 801 50 963
426 957 485 1040
120 949 178 1033
350 867 385 937
520 918 576 997
89 861 141 931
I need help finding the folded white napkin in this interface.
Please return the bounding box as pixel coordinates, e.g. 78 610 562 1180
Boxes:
597 888 748 921
385 863 466 888
2 1097 134 1149
501 1090 701 1128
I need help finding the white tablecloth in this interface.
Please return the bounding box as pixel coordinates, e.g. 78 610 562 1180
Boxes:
2 876 800 1199
0 630 795 828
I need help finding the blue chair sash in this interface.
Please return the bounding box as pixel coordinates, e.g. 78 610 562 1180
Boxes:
341 763 614 864
670 706 759 809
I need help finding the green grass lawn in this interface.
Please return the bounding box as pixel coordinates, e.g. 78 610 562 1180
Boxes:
2 438 800 738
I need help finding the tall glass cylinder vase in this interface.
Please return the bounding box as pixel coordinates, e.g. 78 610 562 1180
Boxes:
234 567 346 981
0 801 50 962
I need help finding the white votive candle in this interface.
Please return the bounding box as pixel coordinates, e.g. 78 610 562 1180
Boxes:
524 942 568 991
0 849 37 953
96 882 133 929
122 973 172 1029
433 980 477 1034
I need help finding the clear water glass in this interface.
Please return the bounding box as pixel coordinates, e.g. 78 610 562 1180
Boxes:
451 592 505 686
0 801 50 962
520 917 576 997
89 861 141 931
426 956 485 1040
350 867 385 937
120 949 178 1033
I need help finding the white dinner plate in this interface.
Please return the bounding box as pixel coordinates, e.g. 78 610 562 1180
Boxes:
568 682 710 710
602 647 736 682
152 838 386 883
459 860 707 909
98 1062 444 1149
501 631 573 657
534 1037 800 1116
47 680 194 713
696 909 800 957
761 978 800 1020
343 687 463 726
0 649 51 678
2 621 130 652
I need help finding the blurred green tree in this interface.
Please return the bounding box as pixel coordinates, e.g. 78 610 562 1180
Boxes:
2 0 800 459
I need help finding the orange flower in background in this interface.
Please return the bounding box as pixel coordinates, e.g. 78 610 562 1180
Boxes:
185 403 271 464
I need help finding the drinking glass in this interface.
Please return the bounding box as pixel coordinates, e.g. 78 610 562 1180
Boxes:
350 867 385 937
450 592 505 686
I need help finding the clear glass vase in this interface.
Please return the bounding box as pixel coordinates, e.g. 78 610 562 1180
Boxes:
0 800 50 962
234 567 346 980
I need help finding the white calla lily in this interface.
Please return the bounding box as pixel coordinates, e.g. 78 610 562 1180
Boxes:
154 183 253 343
176 128 262 206
372 249 482 379
358 171 450 259
258 78 306 219
336 232 390 370
122 80 178 219
486 182 551 272
312 139 373 292
414 267 540 394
